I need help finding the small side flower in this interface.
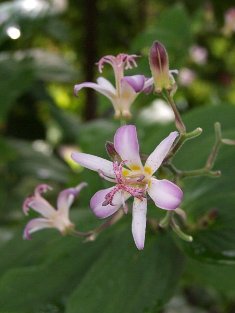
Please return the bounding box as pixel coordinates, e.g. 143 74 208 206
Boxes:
223 8 235 36
23 183 87 239
74 53 152 119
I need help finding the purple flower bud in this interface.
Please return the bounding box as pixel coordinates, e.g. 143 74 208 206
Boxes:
149 41 172 93
105 141 122 162
149 41 168 72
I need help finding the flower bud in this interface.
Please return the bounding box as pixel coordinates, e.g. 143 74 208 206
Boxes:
105 141 122 162
149 41 172 93
223 8 235 36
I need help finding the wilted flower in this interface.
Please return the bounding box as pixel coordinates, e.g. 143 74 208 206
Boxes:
72 125 183 250
189 45 208 65
223 8 235 36
74 54 152 119
149 41 177 94
23 183 87 239
179 68 196 86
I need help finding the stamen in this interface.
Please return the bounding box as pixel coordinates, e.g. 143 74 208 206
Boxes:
137 175 145 182
121 192 129 214
96 54 139 73
98 170 117 183
102 159 147 207
97 55 116 73
123 185 146 201
35 184 52 197
23 196 34 214
113 160 127 184
123 174 146 185
102 185 120 206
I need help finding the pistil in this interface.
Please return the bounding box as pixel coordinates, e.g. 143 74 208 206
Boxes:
102 161 147 207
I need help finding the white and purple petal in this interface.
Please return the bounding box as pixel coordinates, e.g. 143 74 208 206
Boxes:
148 178 183 210
96 77 116 94
143 77 154 94
23 218 52 240
122 75 145 93
23 196 55 218
90 187 130 218
114 125 143 169
74 79 115 102
132 198 147 250
57 182 87 216
71 152 115 178
145 131 178 174
23 184 53 215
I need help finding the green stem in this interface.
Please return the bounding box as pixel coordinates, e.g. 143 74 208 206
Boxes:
164 123 222 180
165 127 202 162
205 122 222 170
164 91 186 134
71 209 124 239
159 211 174 228
180 168 221 179
120 118 127 126
171 218 193 242
164 160 221 179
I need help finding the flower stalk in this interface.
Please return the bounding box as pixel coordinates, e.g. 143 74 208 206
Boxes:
71 209 124 241
159 211 173 228
163 90 186 134
163 122 235 181
159 210 193 242
205 122 222 170
171 218 193 242
165 127 203 162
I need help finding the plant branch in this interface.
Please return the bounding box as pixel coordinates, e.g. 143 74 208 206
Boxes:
163 91 186 134
71 209 124 240
164 122 223 180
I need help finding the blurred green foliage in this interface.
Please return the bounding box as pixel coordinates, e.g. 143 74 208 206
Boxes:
0 0 235 313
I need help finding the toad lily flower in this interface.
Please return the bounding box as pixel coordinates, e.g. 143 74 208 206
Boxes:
71 125 183 250
74 54 153 119
23 183 87 239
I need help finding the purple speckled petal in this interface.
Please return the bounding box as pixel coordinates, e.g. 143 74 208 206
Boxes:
57 182 87 216
122 75 145 92
90 187 130 218
114 125 143 169
132 198 147 250
23 218 52 240
145 131 178 174
71 152 115 178
148 178 183 210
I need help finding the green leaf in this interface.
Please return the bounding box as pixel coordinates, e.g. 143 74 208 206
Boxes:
0 218 183 313
185 257 235 299
66 230 183 313
78 119 117 155
0 57 35 123
0 235 109 313
8 139 70 183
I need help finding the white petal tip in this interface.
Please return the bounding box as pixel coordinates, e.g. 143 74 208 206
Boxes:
136 243 144 250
